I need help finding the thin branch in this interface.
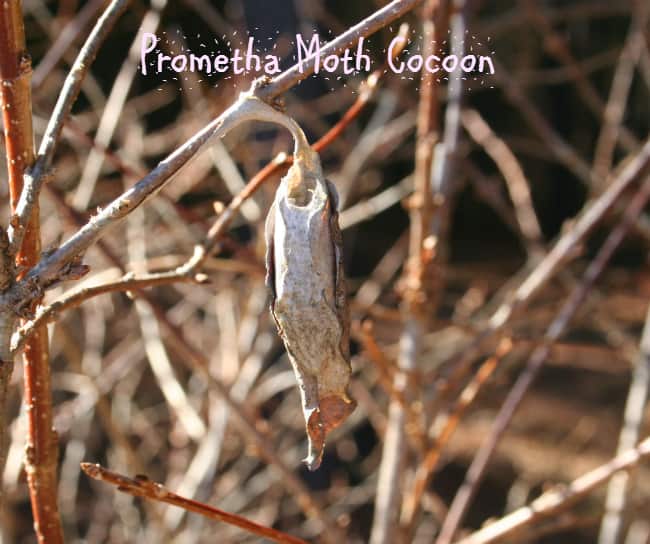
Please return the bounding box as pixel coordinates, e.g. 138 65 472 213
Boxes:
12 258 204 354
491 59 594 185
9 0 421 263
8 0 131 255
32 0 105 88
436 171 650 544
73 1 167 210
521 0 640 155
592 2 650 183
400 338 513 533
370 1 442 541
597 303 650 544
127 206 206 442
462 108 543 251
80 463 309 544
455 436 650 544
255 0 423 101
0 2 63 541
437 138 650 396
358 320 426 452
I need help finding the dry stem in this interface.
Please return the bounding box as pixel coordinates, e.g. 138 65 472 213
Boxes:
0 1 62 541
456 436 650 544
436 172 650 543
81 463 309 544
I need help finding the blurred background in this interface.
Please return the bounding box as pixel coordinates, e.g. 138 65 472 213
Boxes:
1 0 649 542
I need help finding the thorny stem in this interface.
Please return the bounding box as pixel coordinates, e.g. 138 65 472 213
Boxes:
0 1 63 541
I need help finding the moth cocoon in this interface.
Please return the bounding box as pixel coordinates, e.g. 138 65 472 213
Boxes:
265 134 355 471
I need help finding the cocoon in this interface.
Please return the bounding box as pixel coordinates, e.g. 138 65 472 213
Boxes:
265 144 355 471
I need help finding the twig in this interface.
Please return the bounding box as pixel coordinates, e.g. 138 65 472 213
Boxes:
339 175 412 230
400 338 513 533
521 0 639 155
370 2 442 542
0 2 63 541
144 298 345 543
461 108 543 251
358 321 425 452
32 0 105 88
73 1 167 210
592 2 650 183
436 171 650 544
12 259 204 354
8 0 131 256
9 0 421 265
127 207 207 443
455 436 650 544
438 138 650 401
597 304 650 544
491 59 594 185
255 0 423 101
80 463 309 544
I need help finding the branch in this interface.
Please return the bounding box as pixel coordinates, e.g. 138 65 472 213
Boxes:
400 339 513 533
8 0 131 256
597 303 650 543
12 265 205 355
81 463 309 544
370 0 443 541
0 0 63 540
255 0 422 100
462 108 543 251
455 436 650 544
436 138 650 394
5 0 423 313
436 171 650 543
592 2 650 182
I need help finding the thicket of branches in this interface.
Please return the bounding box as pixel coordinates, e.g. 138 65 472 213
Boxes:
1 0 649 543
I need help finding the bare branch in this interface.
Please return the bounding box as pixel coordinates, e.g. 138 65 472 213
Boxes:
436 171 650 544
81 463 309 544
456 436 650 544
8 0 131 256
597 303 650 543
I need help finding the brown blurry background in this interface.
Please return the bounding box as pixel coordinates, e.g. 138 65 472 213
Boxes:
1 0 649 542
